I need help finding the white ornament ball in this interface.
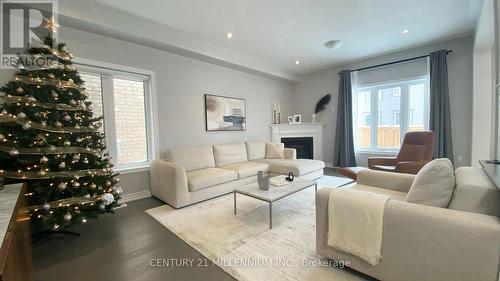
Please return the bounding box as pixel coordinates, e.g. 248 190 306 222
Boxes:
63 115 71 121
16 87 24 94
101 193 114 206
40 156 48 163
72 154 80 161
73 182 80 188
42 202 50 210
83 193 90 199
16 112 27 120
69 99 77 106
57 182 67 191
52 224 60 230
63 140 71 147
68 78 74 83
22 122 31 130
9 149 19 156
58 162 66 169
76 138 83 143
83 158 89 164
99 204 105 210
0 134 5 141
41 121 47 126
54 121 62 128
63 212 72 221
51 90 58 98
74 124 80 129
114 178 120 183
89 183 97 189
81 217 87 224
113 186 123 194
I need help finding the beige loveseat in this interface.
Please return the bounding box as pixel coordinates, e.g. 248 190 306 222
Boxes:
150 142 325 208
316 167 500 281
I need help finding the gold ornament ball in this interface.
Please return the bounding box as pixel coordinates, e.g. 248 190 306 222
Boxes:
22 122 31 130
63 115 71 121
63 140 71 147
57 182 67 190
16 87 24 94
54 121 62 128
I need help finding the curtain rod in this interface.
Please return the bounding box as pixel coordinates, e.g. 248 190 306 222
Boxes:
337 50 452 75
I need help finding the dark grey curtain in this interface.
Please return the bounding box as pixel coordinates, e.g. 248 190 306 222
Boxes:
429 49 453 160
333 70 356 167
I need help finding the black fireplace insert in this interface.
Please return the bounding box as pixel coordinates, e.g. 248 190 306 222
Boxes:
281 137 313 159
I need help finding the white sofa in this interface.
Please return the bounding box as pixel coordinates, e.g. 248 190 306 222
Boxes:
316 167 500 281
150 142 325 208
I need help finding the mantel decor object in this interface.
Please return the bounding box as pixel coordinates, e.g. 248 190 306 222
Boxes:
313 94 332 123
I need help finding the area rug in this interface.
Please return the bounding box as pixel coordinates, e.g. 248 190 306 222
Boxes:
146 176 368 281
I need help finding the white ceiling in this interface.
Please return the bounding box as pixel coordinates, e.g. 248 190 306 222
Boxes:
92 0 484 74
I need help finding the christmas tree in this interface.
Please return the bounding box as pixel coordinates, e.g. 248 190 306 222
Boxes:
0 18 120 233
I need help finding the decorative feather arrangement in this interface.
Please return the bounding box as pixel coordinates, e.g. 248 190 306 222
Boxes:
314 94 331 114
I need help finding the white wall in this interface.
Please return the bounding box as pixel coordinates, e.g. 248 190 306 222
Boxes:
471 0 497 166
293 36 474 167
472 49 495 166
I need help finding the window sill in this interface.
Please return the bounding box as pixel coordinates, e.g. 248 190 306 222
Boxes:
114 164 150 174
355 149 398 156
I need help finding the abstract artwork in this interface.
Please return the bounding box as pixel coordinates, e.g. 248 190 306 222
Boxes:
205 94 246 131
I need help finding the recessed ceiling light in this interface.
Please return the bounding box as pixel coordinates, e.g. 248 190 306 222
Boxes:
401 29 409 34
295 60 300 65
226 32 233 39
324 40 343 50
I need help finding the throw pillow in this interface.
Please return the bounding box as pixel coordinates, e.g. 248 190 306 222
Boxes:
265 142 285 159
405 158 455 208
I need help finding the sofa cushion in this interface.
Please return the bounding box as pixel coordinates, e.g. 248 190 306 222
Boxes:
448 167 499 216
166 145 215 172
186 168 238 192
221 162 269 178
245 142 266 160
266 142 284 159
347 183 407 201
255 159 325 176
213 143 248 166
405 158 455 208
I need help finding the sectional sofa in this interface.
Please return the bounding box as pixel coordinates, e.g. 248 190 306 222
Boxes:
150 142 325 208
316 166 500 281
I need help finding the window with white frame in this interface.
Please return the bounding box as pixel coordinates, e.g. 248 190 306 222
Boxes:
353 77 429 151
78 62 156 171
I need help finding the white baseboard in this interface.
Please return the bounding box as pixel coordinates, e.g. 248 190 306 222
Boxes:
120 189 151 203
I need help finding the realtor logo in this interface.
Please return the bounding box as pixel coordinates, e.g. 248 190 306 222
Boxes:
0 0 58 69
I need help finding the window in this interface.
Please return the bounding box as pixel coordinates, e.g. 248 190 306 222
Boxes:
78 60 156 171
362 112 371 126
353 78 429 151
393 110 400 125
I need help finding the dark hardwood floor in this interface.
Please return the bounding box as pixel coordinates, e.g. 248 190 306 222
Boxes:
33 197 236 281
33 168 342 281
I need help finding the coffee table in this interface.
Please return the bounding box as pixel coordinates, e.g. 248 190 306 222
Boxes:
233 177 317 229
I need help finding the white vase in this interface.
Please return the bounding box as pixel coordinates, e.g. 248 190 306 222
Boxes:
312 113 317 123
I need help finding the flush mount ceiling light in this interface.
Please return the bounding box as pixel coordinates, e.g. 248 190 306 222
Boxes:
324 40 343 50
295 60 300 65
226 32 233 39
401 29 409 34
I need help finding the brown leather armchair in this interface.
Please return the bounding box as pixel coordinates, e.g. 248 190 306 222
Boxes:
368 131 435 174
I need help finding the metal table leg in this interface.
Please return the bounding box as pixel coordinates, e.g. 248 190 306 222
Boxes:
233 192 237 215
269 202 272 229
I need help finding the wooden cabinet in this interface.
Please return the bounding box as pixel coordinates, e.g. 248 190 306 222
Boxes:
0 183 34 281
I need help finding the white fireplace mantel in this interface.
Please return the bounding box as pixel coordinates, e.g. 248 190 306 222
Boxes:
269 123 325 160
